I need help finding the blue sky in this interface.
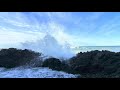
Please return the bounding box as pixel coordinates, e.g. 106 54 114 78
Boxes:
0 12 120 48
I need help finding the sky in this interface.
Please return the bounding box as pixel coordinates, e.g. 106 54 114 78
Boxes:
0 12 120 48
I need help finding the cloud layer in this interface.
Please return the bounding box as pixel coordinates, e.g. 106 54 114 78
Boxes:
0 12 120 49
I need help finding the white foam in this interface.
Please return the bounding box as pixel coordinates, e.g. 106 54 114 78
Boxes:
0 67 78 78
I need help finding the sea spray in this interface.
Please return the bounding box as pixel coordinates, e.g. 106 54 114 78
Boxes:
21 34 75 59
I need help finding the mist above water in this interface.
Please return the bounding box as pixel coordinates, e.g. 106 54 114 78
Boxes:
21 33 75 59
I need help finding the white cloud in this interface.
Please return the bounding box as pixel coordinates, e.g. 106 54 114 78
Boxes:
0 30 43 48
2 12 102 48
96 16 120 35
0 12 77 48
1 12 118 48
0 12 30 27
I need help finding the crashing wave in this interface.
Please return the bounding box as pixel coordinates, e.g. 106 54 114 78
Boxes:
21 34 74 59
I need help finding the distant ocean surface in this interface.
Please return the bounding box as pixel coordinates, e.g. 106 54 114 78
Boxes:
72 46 120 53
1 46 120 55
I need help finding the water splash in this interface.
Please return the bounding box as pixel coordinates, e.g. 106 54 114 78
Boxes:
21 33 75 59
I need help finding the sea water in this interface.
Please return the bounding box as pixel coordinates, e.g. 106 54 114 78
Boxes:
72 46 120 53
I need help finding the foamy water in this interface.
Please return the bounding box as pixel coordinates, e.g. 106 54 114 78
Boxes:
0 67 78 78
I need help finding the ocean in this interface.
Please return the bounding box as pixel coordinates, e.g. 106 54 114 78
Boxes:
72 46 120 53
